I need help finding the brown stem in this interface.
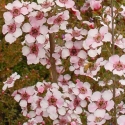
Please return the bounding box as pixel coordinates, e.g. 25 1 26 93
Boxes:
111 0 116 124
49 34 58 83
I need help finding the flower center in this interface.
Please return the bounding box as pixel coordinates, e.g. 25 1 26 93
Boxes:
6 77 14 84
113 62 124 71
36 12 44 20
12 7 20 17
61 79 68 85
22 93 30 100
59 119 67 125
72 30 80 37
96 99 107 109
8 23 16 33
59 0 68 4
54 15 63 25
73 98 80 107
95 117 102 123
48 96 57 105
30 44 39 55
94 33 103 43
30 27 40 38
70 47 79 56
79 87 87 94
41 1 52 9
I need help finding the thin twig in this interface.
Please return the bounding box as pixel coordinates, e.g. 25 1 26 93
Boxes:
111 0 116 124
49 34 58 83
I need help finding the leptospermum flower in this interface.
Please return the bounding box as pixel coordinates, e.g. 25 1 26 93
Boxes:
104 55 125 76
22 42 46 64
28 11 46 26
2 72 20 91
55 0 75 9
47 10 69 33
89 0 102 11
22 21 48 43
12 86 36 107
58 74 71 87
2 20 22 43
3 0 29 23
87 109 111 125
61 41 87 64
37 0 55 12
88 90 114 113
40 88 65 120
64 27 87 41
72 79 92 100
83 26 111 49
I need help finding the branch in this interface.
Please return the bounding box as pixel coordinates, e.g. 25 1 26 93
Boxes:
49 34 58 83
111 0 116 124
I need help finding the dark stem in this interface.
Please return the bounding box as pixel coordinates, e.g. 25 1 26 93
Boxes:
49 34 58 83
111 0 116 124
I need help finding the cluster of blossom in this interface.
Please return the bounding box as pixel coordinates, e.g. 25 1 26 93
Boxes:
11 78 118 125
2 0 125 124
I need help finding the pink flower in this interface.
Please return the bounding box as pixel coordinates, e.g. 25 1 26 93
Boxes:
58 74 71 87
104 55 125 76
2 72 20 91
55 0 75 9
2 20 22 43
72 80 92 100
90 0 102 11
47 10 69 33
88 90 114 113
61 41 87 63
3 0 29 23
22 42 46 64
87 109 110 125
64 27 87 41
12 86 35 107
28 11 46 26
37 0 55 12
22 22 48 44
83 26 111 50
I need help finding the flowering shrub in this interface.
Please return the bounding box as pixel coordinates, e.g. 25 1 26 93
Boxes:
1 0 125 125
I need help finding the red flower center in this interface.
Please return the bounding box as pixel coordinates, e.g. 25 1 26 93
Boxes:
30 27 40 38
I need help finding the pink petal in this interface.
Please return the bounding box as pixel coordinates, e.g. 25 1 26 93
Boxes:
13 28 22 38
109 55 119 64
100 26 108 35
3 12 13 22
15 15 24 23
88 29 98 37
49 25 59 33
22 46 30 56
22 23 31 32
78 50 87 59
36 35 45 44
88 103 97 112
40 25 48 35
102 90 113 101
5 33 16 44
58 107 66 115
25 34 35 43
61 49 70 58
106 100 114 111
91 91 101 101
21 7 29 15
20 100 27 107
65 41 73 48
104 62 114 71
103 33 112 41
13 0 22 8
